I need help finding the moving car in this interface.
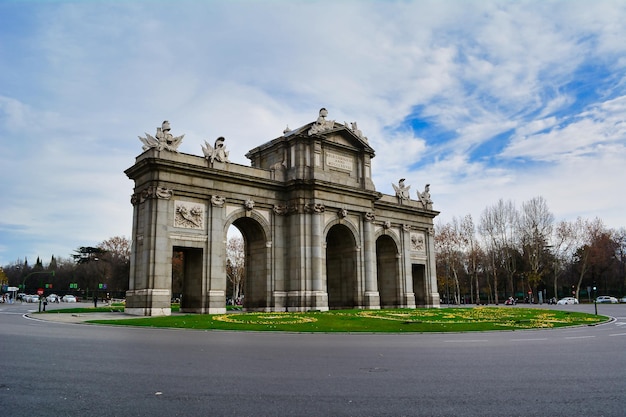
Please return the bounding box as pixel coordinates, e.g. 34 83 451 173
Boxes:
62 295 77 303
556 297 579 305
596 295 618 304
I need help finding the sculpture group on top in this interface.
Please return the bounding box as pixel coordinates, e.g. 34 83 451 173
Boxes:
305 108 368 142
136 111 433 211
138 120 231 165
202 136 230 163
393 179 433 209
139 120 185 152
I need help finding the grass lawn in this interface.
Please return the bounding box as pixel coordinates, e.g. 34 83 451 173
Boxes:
72 307 608 333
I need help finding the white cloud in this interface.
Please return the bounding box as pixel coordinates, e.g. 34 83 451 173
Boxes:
2 1 626 264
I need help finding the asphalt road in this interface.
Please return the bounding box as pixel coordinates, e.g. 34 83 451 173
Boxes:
1 302 625 417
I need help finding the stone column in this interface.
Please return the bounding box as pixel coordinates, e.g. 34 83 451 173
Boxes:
362 212 380 309
126 185 173 316
271 204 288 310
309 203 328 311
425 227 440 307
206 195 227 314
402 225 416 309
311 208 322 292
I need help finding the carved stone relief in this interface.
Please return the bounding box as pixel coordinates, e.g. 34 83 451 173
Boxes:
131 185 174 205
174 201 204 230
273 204 288 215
364 212 376 222
410 232 426 252
211 195 226 207
305 203 325 214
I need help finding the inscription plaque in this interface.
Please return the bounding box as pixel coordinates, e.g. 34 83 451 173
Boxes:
326 151 353 171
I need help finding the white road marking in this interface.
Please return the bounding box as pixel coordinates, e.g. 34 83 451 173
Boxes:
564 335 595 340
510 338 548 342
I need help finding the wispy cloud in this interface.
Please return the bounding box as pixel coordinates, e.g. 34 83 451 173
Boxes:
1 1 625 265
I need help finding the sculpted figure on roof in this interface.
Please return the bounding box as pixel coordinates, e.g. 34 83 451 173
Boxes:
308 108 336 135
417 184 433 209
138 120 184 152
392 178 411 202
202 136 230 164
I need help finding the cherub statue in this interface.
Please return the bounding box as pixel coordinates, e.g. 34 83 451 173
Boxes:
202 136 230 163
350 122 368 142
139 120 184 152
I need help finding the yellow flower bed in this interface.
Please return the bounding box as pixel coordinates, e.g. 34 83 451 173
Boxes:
357 307 589 329
214 312 318 325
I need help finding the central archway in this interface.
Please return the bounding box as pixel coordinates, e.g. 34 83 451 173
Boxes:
376 235 400 308
231 216 268 311
326 224 357 309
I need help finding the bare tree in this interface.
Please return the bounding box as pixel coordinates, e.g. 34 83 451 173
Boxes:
570 217 606 299
95 236 131 294
614 228 626 296
435 220 463 304
460 214 482 304
550 220 576 299
98 236 131 261
479 199 519 304
226 235 245 303
519 196 554 300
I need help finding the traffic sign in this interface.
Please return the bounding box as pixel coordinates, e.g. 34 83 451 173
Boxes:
37 288 44 295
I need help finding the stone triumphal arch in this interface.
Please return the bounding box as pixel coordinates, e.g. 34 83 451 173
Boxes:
125 109 440 316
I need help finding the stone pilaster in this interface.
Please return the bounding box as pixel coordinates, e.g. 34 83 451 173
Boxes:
362 213 380 309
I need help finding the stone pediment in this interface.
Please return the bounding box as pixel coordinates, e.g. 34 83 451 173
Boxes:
245 108 377 192
281 108 374 154
317 126 375 155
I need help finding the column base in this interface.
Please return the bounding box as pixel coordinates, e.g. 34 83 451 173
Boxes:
126 289 171 316
363 291 381 309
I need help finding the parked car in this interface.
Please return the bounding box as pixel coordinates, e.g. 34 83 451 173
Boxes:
27 295 40 303
62 295 77 303
619 296 626 303
556 297 579 305
596 296 618 304
46 294 60 303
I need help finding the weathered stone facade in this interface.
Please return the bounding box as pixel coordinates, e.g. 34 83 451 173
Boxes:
125 110 440 316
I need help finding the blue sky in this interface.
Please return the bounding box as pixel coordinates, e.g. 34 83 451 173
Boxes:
1 0 625 266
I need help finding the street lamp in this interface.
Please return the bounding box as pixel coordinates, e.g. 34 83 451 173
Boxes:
21 270 55 291
21 271 55 312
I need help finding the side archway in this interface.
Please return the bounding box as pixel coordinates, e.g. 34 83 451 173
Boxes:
226 211 271 311
325 223 358 309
